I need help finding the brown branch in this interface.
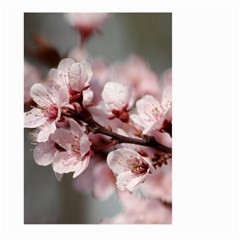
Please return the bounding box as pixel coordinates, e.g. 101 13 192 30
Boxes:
91 123 172 153
62 106 172 154
67 107 172 154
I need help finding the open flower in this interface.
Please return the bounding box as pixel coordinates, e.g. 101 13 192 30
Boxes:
51 119 91 178
107 148 155 192
24 83 69 142
49 58 93 94
33 119 91 178
130 94 171 134
101 82 133 121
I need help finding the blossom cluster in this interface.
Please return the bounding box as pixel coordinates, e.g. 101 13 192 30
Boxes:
24 13 172 224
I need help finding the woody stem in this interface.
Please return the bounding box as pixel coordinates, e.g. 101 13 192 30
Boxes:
63 107 172 154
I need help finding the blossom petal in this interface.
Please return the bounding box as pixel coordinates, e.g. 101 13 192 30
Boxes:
51 128 75 147
102 82 132 110
107 148 140 174
73 155 90 178
53 152 89 178
69 119 83 137
58 58 75 72
52 85 69 107
130 114 145 129
37 121 56 142
30 83 54 107
153 131 172 148
107 148 154 192
142 121 163 134
52 152 79 174
136 95 163 121
49 69 67 87
80 134 90 157
24 108 47 128
69 62 92 92
33 140 56 166
116 171 147 192
83 89 93 106
68 120 90 157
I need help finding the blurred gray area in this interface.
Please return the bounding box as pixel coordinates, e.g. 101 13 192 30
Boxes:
24 13 171 224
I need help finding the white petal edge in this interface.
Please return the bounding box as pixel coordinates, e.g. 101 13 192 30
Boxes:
37 121 56 142
30 83 54 107
24 108 47 128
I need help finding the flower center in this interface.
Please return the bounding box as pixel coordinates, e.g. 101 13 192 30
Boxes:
70 137 80 153
151 106 163 120
129 158 148 175
45 104 58 121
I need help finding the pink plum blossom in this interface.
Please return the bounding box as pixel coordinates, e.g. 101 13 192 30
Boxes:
130 94 171 134
33 119 91 178
24 83 69 142
49 58 93 94
107 148 155 192
24 13 172 224
51 119 91 178
101 82 133 121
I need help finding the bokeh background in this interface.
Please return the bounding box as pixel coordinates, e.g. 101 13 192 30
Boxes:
24 13 172 224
